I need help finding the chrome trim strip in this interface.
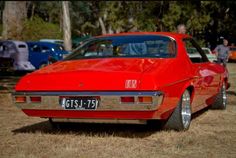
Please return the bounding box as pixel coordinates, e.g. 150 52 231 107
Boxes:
51 118 147 124
12 91 163 96
12 91 164 111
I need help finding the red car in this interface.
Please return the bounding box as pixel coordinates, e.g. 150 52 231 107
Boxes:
12 32 229 131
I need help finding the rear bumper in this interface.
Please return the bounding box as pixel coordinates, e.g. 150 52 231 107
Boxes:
12 91 171 121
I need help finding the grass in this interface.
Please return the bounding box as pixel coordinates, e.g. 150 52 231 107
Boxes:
0 63 236 158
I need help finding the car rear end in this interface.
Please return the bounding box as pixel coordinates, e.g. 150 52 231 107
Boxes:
229 47 236 61
13 90 164 124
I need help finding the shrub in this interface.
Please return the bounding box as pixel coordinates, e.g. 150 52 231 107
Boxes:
22 16 62 41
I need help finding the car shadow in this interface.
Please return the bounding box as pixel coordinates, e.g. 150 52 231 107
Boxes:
227 90 236 96
191 106 210 120
12 120 164 138
12 106 218 138
12 102 226 137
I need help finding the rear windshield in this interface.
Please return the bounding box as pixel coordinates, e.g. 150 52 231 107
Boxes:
65 35 176 60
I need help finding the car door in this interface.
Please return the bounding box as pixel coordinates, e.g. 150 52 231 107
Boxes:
183 38 215 112
189 41 221 105
28 43 42 69
28 43 48 69
41 45 56 64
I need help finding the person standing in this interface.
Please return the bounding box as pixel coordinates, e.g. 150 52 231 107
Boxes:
214 39 230 67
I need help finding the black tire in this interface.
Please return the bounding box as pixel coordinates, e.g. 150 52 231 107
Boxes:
39 63 48 69
211 82 227 110
163 90 192 131
49 118 61 129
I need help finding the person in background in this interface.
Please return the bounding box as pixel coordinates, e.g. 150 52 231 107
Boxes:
177 24 187 34
214 39 230 67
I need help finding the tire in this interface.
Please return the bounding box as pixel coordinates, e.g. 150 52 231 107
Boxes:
163 90 192 131
211 82 227 110
49 118 61 129
39 63 48 69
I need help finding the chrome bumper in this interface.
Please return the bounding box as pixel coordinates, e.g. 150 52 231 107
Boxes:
12 91 163 111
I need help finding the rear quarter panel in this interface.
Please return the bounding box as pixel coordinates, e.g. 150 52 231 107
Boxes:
140 38 195 117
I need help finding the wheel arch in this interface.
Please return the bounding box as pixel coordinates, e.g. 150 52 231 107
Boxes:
186 85 194 104
179 80 195 104
223 77 230 89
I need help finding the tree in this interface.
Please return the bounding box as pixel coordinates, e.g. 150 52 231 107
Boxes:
22 16 62 41
62 1 72 51
2 1 27 40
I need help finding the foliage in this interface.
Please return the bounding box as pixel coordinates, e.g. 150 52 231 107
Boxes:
21 16 62 41
1 1 236 46
0 24 2 35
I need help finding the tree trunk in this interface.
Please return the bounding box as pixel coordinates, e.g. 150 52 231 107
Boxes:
59 7 63 33
62 1 72 51
98 17 107 35
115 28 120 34
108 25 114 34
2 1 27 40
30 2 35 21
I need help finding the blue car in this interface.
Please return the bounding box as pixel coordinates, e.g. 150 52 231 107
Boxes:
27 42 69 69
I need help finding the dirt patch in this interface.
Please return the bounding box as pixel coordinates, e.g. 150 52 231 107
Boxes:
0 63 236 158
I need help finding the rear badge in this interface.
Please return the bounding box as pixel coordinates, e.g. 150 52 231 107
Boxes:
125 80 137 89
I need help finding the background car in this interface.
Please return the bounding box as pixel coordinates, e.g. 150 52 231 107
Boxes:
0 40 35 72
39 37 91 50
13 32 229 131
27 42 69 69
229 46 236 61
39 39 64 45
202 47 217 62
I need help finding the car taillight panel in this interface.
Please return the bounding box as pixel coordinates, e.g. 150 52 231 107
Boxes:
120 96 135 103
30 96 42 103
138 96 153 104
120 96 154 104
15 96 27 103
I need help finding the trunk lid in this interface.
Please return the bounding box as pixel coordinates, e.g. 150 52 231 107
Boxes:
16 58 157 91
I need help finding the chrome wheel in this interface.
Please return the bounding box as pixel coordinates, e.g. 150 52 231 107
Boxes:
222 82 227 108
181 90 191 129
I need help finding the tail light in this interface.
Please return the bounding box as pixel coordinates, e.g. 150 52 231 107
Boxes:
30 96 41 102
120 97 135 103
15 96 26 103
138 96 153 104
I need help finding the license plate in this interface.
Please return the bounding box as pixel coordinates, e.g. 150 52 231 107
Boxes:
60 98 99 110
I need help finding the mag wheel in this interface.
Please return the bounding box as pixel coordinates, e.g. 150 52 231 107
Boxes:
49 118 61 129
163 90 191 131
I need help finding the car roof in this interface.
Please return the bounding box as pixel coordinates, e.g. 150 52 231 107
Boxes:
96 32 191 40
26 41 61 46
40 39 63 42
0 40 27 45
